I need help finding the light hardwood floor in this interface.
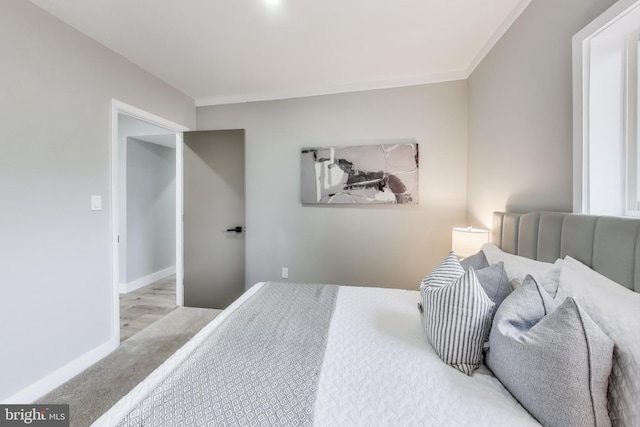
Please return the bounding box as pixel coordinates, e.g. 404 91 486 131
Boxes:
120 275 177 342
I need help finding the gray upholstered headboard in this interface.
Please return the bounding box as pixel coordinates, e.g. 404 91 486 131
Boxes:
492 211 640 293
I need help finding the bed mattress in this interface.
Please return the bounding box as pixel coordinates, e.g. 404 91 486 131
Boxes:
94 283 539 426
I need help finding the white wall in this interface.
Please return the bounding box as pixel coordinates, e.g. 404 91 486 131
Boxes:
197 82 468 290
467 0 617 229
126 139 176 282
0 1 195 401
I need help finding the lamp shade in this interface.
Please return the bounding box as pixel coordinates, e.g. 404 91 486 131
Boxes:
451 227 489 258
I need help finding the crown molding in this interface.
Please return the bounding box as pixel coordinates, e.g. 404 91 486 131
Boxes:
465 0 533 77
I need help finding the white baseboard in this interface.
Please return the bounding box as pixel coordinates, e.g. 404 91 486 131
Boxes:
2 337 118 404
119 266 176 294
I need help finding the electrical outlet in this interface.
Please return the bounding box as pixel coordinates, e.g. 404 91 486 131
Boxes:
281 267 289 279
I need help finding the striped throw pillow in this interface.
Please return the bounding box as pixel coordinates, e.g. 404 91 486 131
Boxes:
420 251 465 289
422 268 495 375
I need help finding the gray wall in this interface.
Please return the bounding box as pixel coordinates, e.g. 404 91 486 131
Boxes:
126 139 176 282
117 115 177 284
0 1 195 400
197 82 468 290
466 0 617 229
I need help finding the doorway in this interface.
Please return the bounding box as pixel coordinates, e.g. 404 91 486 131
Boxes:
110 100 188 343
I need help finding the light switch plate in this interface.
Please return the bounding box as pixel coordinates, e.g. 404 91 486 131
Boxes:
91 195 102 211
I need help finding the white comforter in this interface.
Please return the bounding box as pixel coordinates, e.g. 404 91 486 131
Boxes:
94 283 540 426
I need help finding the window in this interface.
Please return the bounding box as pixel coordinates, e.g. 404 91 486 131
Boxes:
573 0 640 216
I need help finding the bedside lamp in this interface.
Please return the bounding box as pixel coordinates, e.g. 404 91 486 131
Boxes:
451 226 489 258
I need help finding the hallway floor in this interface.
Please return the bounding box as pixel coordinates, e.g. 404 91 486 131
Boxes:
119 275 177 342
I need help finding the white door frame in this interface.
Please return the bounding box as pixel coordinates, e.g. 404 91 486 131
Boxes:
110 99 189 343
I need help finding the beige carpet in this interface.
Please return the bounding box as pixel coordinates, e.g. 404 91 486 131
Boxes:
37 307 221 427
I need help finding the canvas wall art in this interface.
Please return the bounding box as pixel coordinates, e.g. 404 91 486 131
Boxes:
301 143 419 204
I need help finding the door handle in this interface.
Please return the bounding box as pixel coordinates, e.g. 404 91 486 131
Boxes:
226 226 245 233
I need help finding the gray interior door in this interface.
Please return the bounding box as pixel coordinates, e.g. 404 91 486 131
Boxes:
183 129 245 309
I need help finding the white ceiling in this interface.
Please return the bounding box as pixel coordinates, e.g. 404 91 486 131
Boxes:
30 0 531 106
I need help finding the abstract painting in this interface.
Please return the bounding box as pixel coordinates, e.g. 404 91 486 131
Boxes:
301 143 419 204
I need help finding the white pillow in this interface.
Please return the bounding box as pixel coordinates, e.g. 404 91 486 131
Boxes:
481 243 562 295
557 256 640 426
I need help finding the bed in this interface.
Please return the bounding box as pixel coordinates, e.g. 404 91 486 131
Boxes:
94 211 640 427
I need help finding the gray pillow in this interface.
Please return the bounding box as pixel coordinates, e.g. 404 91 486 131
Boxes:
460 250 489 271
487 276 614 427
473 261 512 308
422 268 495 375
482 243 560 292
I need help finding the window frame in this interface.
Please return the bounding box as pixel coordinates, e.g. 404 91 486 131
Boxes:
626 32 639 214
573 0 640 216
